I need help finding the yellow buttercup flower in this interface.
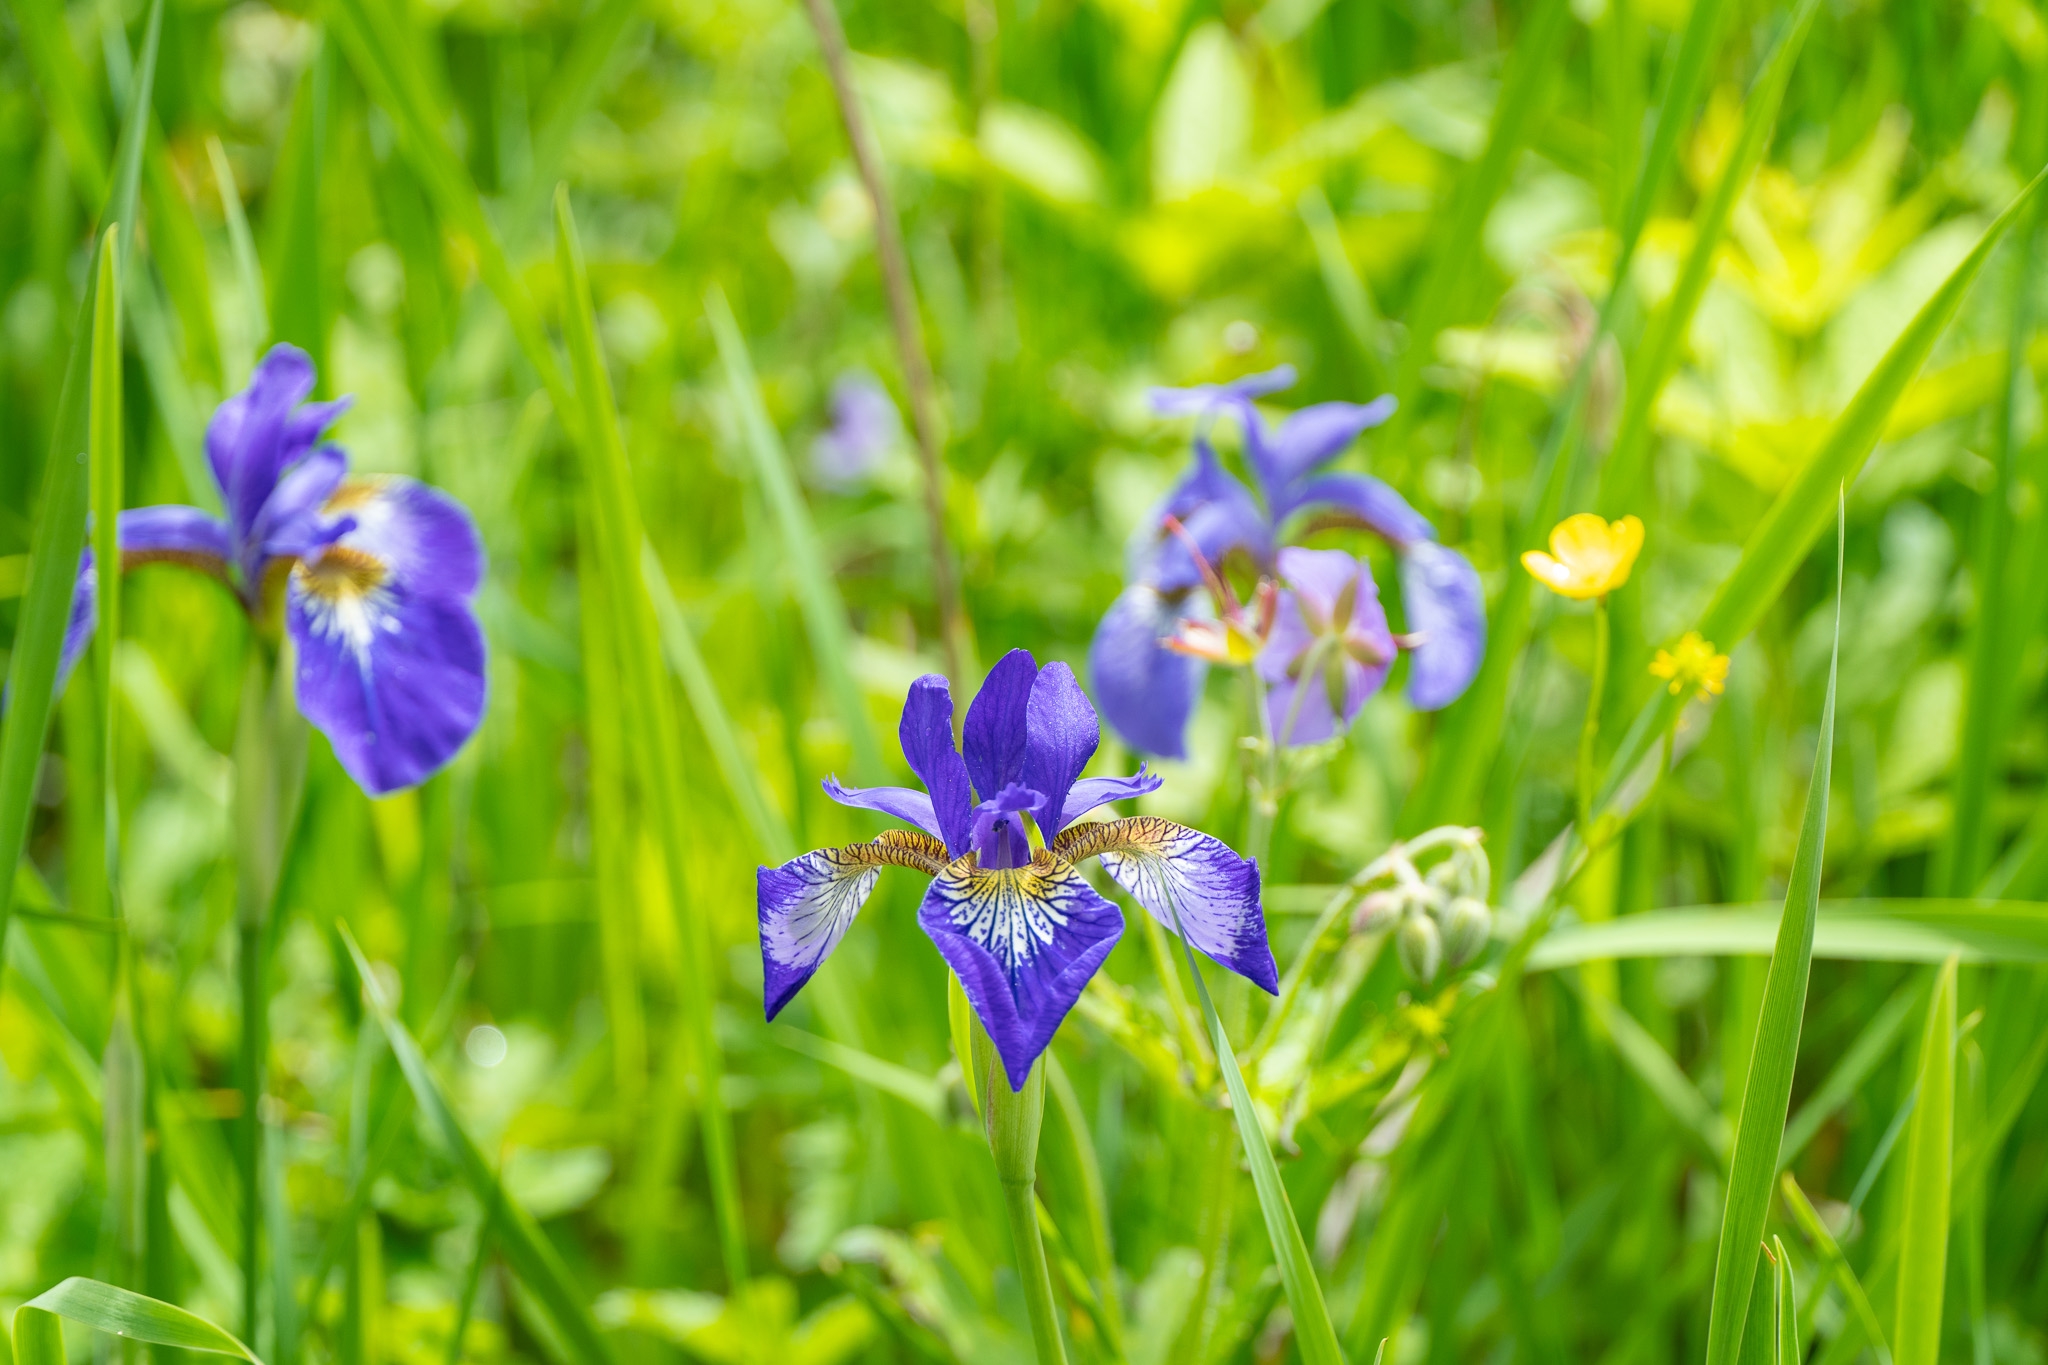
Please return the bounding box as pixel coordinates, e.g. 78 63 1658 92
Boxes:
1521 513 1643 600
1650 631 1730 699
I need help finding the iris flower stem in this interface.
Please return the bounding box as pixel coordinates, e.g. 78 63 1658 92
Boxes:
971 1022 1070 1365
1576 599 1610 841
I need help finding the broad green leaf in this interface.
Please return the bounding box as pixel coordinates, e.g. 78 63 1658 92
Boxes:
704 285 886 785
1528 901 2048 968
1702 498 1841 1365
1165 902 1346 1365
1595 168 2048 820
1894 955 1959 1365
337 926 618 1363
0 0 160 957
22 1279 258 1359
1598 0 1826 513
555 188 747 1287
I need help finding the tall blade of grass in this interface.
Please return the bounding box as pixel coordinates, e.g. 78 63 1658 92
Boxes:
1781 1174 1890 1360
1944 203 2046 894
1771 1236 1798 1364
1701 495 1842 1365
12 1306 63 1365
1386 0 1572 414
1574 977 1726 1162
1529 900 2048 966
1893 955 1959 1365
641 542 796 859
555 188 748 1287
1598 0 1826 513
1298 186 1391 392
337 926 617 1363
0 0 159 959
1594 168 2048 821
22 1280 257 1360
1164 901 1346 1365
704 285 885 784
265 36 328 370
205 136 268 387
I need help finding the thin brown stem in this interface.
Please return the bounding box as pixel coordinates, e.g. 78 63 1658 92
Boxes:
800 0 972 694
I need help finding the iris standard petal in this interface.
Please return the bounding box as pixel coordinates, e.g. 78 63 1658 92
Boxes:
963 648 1037 800
1141 444 1273 592
1058 767 1163 827
1247 397 1397 496
971 782 1047 868
1282 471 1436 543
899 674 976 856
918 854 1125 1090
250 446 349 569
206 345 351 540
58 506 237 687
1148 364 1297 416
757 829 949 1018
1401 541 1486 711
1019 661 1100 840
821 776 943 839
1088 586 1203 760
1054 816 1275 993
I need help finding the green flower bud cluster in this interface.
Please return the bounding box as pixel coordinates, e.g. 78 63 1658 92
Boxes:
1347 826 1493 985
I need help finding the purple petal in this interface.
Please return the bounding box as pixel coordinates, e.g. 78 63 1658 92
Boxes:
287 566 487 797
1148 364 1297 416
758 848 886 1018
251 447 350 570
1283 472 1435 545
822 777 942 840
58 507 235 688
1060 767 1163 827
206 345 351 541
1141 442 1274 592
1247 397 1396 496
1088 587 1203 761
1094 820 1274 993
918 859 1124 1089
1262 673 1339 746
900 675 975 857
811 374 901 489
1019 662 1100 841
1401 541 1486 711
323 477 483 600
971 782 1047 867
1274 546 1367 620
964 649 1038 802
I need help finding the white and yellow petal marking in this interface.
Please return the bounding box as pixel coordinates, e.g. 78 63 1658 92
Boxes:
1055 817 1276 991
292 543 397 664
759 830 947 1017
917 849 1125 1091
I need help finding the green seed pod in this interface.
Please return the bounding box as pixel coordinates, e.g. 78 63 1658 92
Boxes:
1442 896 1492 967
1353 889 1402 934
1397 912 1443 985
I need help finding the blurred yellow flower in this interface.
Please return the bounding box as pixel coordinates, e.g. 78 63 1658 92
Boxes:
1521 514 1643 600
1650 632 1730 698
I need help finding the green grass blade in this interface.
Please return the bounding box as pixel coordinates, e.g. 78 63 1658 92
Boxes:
90 226 121 780
704 285 885 784
1166 905 1345 1365
1701 497 1842 1365
1575 977 1726 1162
641 541 796 860
11 1305 62 1365
1612 0 1730 256
1599 0 1825 513
1782 1174 1889 1361
1595 168 2048 820
1298 186 1390 392
1388 0 1571 413
1529 900 2048 967
555 187 748 1288
337 926 618 1363
23 1279 258 1359
0 0 160 957
205 135 268 385
1771 1236 1798 1365
1780 977 1925 1170
1894 955 1959 1365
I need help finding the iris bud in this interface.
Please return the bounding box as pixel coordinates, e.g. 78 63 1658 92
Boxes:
1353 889 1402 934
1397 913 1442 985
1442 896 1492 967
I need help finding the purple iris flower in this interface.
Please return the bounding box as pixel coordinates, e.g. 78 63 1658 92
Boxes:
810 372 901 488
1088 365 1485 758
60 344 486 797
1258 548 1395 746
758 648 1276 1089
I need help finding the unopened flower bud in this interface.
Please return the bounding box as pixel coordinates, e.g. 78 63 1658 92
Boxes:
1442 897 1492 968
1353 889 1401 934
1397 913 1442 985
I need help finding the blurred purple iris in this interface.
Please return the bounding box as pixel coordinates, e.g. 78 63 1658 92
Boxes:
1088 366 1485 758
1259 548 1395 746
758 648 1275 1088
61 344 486 797
810 372 901 488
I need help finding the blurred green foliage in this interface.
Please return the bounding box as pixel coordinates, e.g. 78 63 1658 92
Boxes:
5 0 2048 1360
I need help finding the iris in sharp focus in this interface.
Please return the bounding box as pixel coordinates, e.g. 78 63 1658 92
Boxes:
758 647 1277 1088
